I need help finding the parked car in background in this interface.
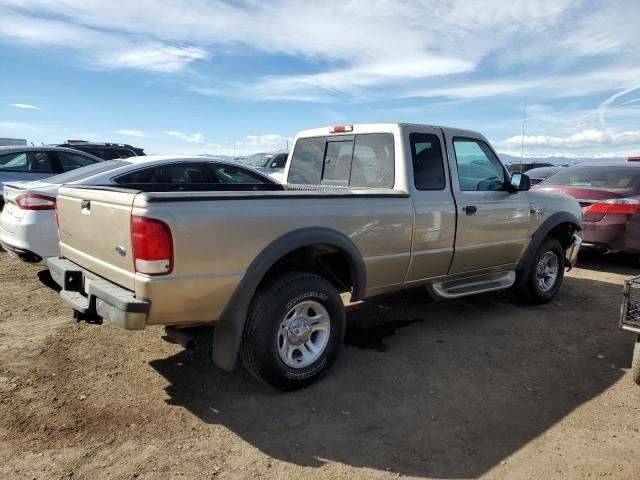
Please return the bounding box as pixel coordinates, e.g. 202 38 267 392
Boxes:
0 156 280 264
55 140 145 159
535 164 640 259
525 166 564 185
506 161 554 174
49 123 582 390
242 150 288 181
0 146 102 208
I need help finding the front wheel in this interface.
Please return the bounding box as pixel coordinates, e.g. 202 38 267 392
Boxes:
632 337 640 386
514 237 565 305
240 272 346 391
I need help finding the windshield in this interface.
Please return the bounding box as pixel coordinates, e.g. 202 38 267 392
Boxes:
45 160 130 184
245 153 274 167
542 166 640 188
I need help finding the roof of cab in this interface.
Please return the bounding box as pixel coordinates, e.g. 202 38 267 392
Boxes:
293 123 485 142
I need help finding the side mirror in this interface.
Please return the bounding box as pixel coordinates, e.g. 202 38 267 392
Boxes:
510 173 531 192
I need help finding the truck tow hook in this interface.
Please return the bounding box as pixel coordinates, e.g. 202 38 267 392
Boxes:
73 310 103 325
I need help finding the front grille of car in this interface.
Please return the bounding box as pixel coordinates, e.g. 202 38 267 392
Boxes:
621 276 640 331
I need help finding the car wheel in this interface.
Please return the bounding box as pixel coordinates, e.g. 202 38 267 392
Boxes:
632 336 640 386
514 237 565 305
240 272 345 391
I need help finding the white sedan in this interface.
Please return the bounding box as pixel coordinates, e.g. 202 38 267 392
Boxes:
0 155 280 264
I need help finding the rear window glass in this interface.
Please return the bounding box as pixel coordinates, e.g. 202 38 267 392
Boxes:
288 133 394 188
0 152 28 172
46 160 128 184
542 167 640 188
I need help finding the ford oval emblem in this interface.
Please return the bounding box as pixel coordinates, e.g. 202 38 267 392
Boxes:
115 246 126 256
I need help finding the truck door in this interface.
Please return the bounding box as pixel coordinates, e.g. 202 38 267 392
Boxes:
404 127 457 282
445 133 531 274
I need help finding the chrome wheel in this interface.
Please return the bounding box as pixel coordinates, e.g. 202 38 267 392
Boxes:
536 251 560 292
277 300 331 369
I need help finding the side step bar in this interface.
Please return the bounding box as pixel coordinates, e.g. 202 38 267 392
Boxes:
428 271 516 299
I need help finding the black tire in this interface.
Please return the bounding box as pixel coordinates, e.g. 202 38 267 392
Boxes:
632 337 640 386
514 237 565 305
240 272 346 391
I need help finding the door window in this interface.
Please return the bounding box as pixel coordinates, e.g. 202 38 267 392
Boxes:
28 152 56 173
410 133 445 190
0 152 28 172
211 164 271 184
453 139 505 191
56 152 98 172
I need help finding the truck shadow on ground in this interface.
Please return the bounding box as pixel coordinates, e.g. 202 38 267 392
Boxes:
147 274 632 478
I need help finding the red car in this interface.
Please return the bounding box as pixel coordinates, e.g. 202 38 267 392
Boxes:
534 164 640 258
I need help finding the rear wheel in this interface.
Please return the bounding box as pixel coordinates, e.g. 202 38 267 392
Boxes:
632 336 640 386
514 237 565 305
240 272 345 390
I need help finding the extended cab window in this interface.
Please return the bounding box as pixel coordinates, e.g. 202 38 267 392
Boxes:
410 133 445 190
453 138 505 191
288 133 394 188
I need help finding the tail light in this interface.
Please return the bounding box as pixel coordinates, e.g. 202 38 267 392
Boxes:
130 216 173 275
583 198 640 216
330 125 353 133
15 194 56 210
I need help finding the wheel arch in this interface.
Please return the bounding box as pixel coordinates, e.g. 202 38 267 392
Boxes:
517 212 582 272
211 227 366 371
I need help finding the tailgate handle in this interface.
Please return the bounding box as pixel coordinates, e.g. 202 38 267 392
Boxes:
81 199 91 212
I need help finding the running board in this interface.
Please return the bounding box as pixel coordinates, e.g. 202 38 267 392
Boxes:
428 271 516 299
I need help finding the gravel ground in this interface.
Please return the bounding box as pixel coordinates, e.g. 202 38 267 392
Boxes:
1 250 639 480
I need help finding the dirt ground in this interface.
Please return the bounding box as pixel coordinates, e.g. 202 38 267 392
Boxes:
1 251 639 480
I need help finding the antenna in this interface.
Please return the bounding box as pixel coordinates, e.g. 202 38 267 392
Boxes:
520 96 527 161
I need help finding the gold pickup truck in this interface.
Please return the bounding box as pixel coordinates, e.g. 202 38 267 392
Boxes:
49 123 582 390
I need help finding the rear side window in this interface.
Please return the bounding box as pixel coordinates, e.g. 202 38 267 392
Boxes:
115 163 212 184
211 164 271 184
28 152 56 173
410 133 445 190
56 152 98 172
0 152 28 172
288 133 394 188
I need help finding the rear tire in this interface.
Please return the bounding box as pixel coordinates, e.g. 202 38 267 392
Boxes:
240 272 345 391
514 237 565 305
632 336 640 386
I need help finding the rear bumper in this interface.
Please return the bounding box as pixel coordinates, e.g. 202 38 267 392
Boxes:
581 215 640 253
0 242 43 263
47 257 149 330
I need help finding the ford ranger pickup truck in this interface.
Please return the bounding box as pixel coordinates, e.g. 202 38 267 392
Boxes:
48 123 582 390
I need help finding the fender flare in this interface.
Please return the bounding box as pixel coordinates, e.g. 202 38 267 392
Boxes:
212 227 366 371
517 211 582 272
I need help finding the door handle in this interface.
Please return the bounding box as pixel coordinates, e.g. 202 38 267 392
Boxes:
463 205 477 215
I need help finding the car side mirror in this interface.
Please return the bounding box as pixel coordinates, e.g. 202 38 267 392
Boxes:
510 173 531 192
270 159 285 169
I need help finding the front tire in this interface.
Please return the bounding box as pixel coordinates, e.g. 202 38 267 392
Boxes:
240 272 346 391
632 336 640 386
514 237 565 305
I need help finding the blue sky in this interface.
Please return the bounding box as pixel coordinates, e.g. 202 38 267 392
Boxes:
0 0 639 157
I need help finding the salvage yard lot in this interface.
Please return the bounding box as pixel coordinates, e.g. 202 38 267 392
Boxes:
1 251 639 480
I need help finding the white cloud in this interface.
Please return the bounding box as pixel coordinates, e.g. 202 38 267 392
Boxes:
164 130 206 144
238 134 290 149
101 45 209 73
114 129 146 138
497 129 640 149
9 103 41 109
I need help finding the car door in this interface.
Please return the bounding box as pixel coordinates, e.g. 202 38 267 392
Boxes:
404 127 457 282
446 134 531 274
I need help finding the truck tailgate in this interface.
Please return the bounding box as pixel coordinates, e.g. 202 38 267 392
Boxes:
57 187 138 291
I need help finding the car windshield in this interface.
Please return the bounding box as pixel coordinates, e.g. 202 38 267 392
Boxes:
245 153 274 167
542 166 640 188
45 160 130 184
